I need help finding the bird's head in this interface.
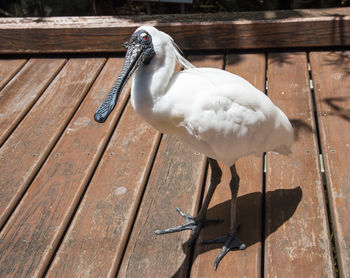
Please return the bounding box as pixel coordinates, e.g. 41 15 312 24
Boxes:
123 26 157 67
94 26 158 123
94 26 192 123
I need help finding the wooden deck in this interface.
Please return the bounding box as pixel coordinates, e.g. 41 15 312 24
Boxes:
0 7 350 278
0 49 349 278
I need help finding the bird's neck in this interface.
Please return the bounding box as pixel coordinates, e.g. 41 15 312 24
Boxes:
131 47 176 117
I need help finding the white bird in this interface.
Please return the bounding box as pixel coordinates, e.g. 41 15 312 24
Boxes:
95 26 293 270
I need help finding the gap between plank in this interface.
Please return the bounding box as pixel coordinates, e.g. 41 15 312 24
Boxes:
261 152 266 278
307 52 339 277
261 52 268 278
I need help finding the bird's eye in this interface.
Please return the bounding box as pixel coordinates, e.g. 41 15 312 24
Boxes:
140 33 150 42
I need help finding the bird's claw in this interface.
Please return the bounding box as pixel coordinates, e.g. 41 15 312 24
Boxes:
202 232 246 270
155 207 222 246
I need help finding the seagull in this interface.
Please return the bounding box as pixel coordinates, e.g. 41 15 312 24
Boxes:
94 26 294 270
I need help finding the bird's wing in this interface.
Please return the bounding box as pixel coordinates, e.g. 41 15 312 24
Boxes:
156 68 277 164
166 67 274 131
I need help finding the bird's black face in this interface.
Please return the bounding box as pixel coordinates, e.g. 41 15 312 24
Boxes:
94 30 155 123
124 30 155 65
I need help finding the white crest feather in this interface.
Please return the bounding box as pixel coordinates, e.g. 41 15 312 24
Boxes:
172 40 195 69
161 30 195 69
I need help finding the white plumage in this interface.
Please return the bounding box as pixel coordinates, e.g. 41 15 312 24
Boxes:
131 26 293 166
95 25 294 270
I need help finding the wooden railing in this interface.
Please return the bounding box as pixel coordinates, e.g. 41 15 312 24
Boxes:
0 7 349 54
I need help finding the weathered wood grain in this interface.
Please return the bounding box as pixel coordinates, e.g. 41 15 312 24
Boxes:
0 7 349 53
0 59 26 91
310 51 350 278
0 58 66 146
0 58 105 230
0 58 131 278
118 134 206 277
190 53 265 277
265 52 335 277
46 105 160 278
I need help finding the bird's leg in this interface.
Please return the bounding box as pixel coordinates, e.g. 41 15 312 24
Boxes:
197 158 222 221
202 164 246 270
155 158 222 246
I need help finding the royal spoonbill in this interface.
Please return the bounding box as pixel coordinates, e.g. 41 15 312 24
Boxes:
94 26 294 270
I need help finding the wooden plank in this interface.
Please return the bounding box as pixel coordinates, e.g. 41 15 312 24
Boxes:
190 54 265 277
0 58 130 278
118 134 206 277
0 58 105 230
0 59 26 90
0 7 349 53
0 58 66 146
46 101 160 278
47 62 182 278
265 52 335 277
310 51 350 277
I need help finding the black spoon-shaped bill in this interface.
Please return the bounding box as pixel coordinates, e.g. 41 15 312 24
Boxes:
94 44 144 123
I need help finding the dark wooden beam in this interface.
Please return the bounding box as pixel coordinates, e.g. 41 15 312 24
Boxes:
0 7 349 54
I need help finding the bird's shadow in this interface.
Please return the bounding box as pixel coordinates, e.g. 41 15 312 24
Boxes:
269 52 294 66
322 51 350 76
323 96 350 122
171 186 302 277
290 119 313 140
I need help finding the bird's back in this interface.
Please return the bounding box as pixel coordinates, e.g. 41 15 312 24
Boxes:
152 67 293 166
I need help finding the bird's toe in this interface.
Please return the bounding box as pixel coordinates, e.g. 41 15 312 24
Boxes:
155 207 222 246
201 232 246 270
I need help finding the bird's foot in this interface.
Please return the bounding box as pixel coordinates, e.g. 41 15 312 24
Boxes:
155 207 221 246
202 232 246 270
